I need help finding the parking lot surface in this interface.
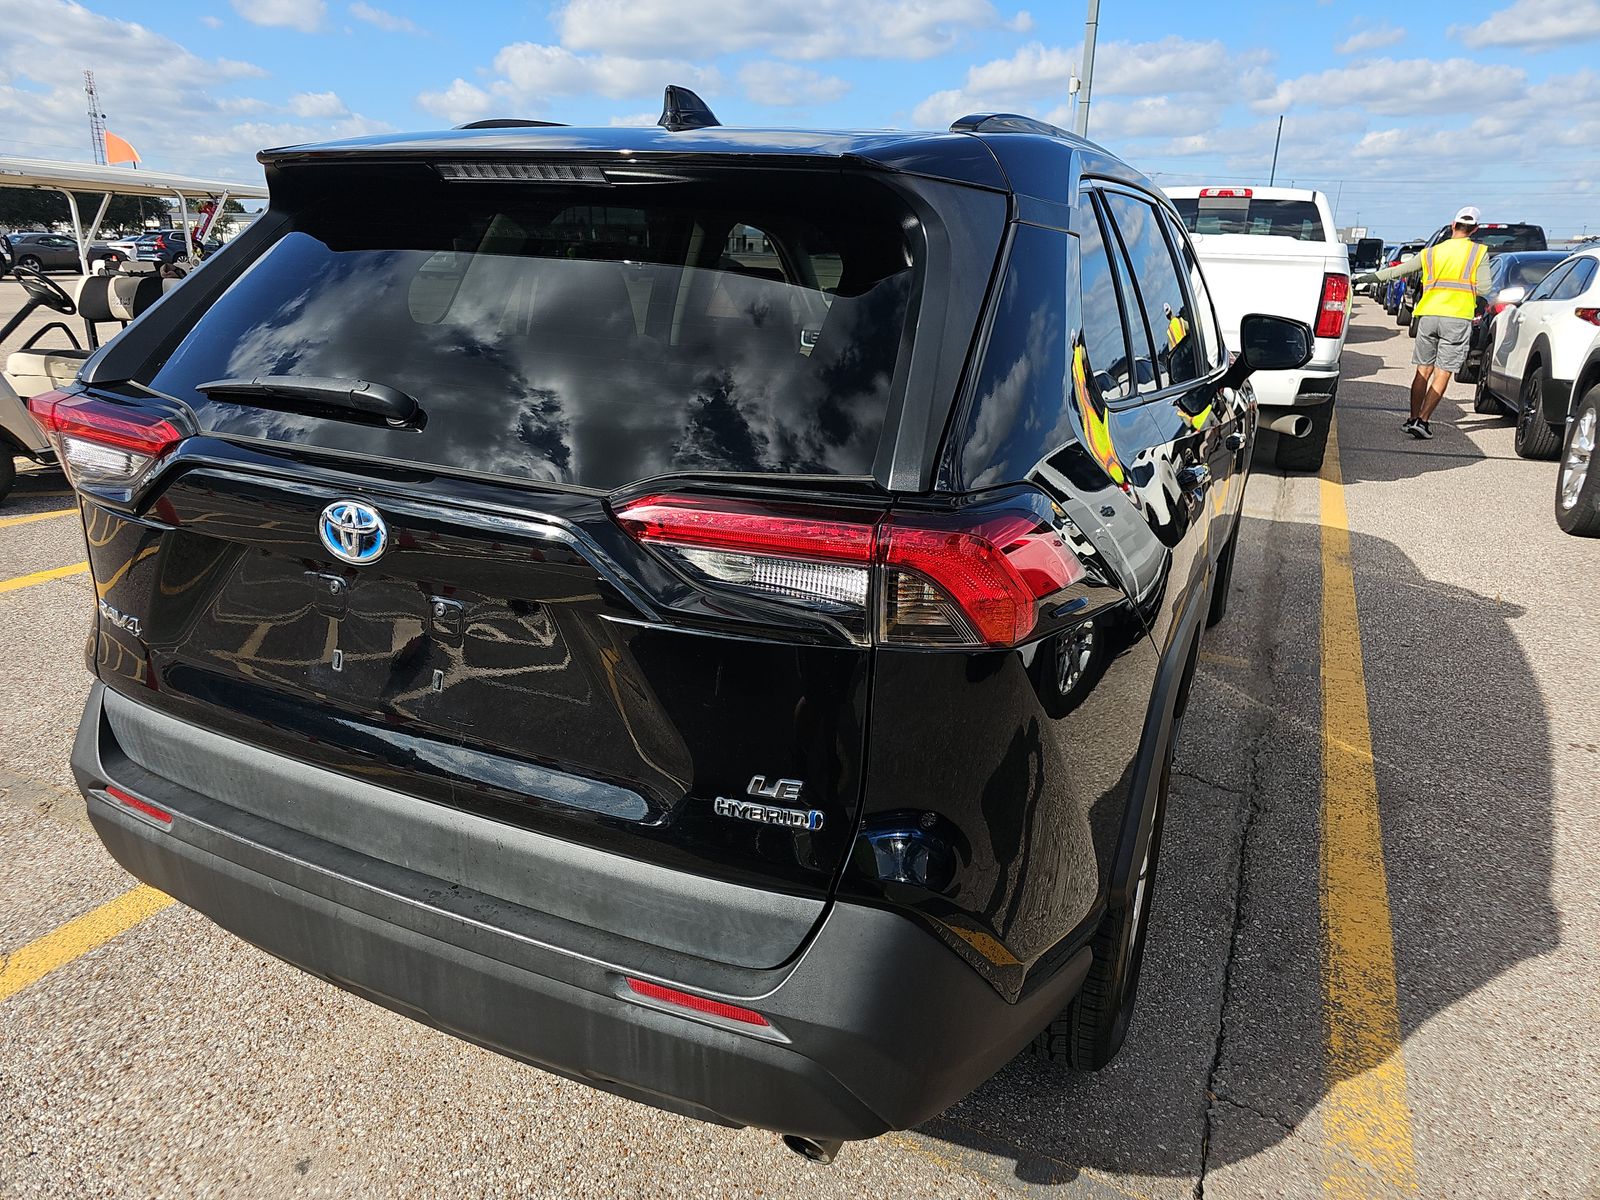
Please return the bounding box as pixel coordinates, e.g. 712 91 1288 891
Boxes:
1 280 1596 1198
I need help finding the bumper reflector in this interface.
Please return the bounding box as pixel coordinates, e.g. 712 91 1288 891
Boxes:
625 977 770 1026
105 785 173 826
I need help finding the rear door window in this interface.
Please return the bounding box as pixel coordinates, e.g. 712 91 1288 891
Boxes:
146 176 918 491
1100 191 1202 390
1172 195 1327 242
1551 258 1597 300
1077 202 1135 403
1159 208 1224 372
1527 263 1573 303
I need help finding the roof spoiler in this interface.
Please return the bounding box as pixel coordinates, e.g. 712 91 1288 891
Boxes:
949 113 1071 138
454 118 568 130
659 85 721 132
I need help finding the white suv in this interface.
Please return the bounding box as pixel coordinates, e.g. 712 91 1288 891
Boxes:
1479 247 1600 459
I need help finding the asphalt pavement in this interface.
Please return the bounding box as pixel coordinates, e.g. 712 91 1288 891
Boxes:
1 286 1596 1198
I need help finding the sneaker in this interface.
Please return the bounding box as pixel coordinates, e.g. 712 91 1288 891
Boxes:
1412 420 1433 440
1402 417 1418 434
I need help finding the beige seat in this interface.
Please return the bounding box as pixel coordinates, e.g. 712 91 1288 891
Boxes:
4 274 164 398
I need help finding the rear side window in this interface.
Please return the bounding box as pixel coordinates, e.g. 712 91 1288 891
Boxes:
1527 263 1573 303
1077 206 1134 403
1172 196 1327 243
1551 258 1597 300
1100 191 1202 390
147 175 918 491
1160 208 1225 372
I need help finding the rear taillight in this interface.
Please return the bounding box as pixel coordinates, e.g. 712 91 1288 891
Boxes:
27 390 183 490
1576 308 1600 327
614 490 1086 649
1199 187 1252 198
1315 273 1349 339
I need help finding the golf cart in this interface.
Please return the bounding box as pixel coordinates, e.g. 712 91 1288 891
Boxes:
0 153 266 503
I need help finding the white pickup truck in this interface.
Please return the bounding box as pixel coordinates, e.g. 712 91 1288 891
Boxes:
1164 186 1350 471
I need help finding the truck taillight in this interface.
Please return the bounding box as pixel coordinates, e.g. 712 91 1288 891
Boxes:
27 390 184 490
1198 187 1252 198
613 491 1086 649
1316 273 1349 339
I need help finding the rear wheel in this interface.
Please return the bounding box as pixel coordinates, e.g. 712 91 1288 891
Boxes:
1473 338 1501 414
1555 388 1600 536
1398 298 1412 327
1514 364 1562 460
17 255 42 273
1274 396 1334 472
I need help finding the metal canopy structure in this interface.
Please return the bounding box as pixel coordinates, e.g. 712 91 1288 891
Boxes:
0 154 267 275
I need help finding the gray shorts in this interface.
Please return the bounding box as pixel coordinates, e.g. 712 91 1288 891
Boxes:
1413 315 1471 373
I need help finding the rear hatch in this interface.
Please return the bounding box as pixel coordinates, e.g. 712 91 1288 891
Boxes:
75 160 963 963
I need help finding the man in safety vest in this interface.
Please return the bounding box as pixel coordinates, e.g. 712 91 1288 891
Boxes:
1358 206 1491 440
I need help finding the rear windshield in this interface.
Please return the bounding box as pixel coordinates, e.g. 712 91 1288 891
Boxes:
147 175 917 490
1171 196 1326 242
1472 225 1546 252
1503 255 1570 289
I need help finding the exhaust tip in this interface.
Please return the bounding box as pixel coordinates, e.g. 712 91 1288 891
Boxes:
1264 412 1313 439
782 1134 843 1165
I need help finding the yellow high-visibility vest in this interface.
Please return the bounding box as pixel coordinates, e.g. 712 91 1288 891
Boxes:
1414 238 1487 320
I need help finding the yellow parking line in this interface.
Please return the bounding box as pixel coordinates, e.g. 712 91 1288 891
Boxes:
0 885 174 1003
0 561 88 593
0 506 77 530
1318 418 1418 1197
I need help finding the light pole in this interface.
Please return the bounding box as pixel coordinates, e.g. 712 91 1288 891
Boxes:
1075 0 1100 138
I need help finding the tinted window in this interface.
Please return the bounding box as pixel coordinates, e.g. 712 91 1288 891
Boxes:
1552 258 1597 300
1077 204 1134 403
1472 225 1546 252
147 177 917 490
954 224 1074 489
1100 205 1157 393
1527 262 1573 303
1160 208 1224 371
1500 255 1570 291
1172 196 1327 242
1101 191 1202 389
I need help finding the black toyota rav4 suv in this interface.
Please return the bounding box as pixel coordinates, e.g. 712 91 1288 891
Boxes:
40 93 1309 1161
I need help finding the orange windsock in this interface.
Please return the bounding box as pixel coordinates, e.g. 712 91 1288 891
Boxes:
103 131 141 166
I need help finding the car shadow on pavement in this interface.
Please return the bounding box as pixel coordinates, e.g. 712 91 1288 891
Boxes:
914 509 1557 1191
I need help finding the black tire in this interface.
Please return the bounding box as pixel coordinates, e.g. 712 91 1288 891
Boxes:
1513 363 1562 460
0 451 15 504
1206 524 1238 628
1274 396 1334 472
1555 387 1600 536
1408 312 1419 339
1473 338 1502 414
1032 718 1174 1070
1398 299 1412 327
17 254 43 272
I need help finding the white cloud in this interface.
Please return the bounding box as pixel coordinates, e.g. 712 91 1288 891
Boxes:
418 44 718 124
608 112 660 127
288 90 348 118
1452 0 1600 51
554 0 1000 61
738 62 850 107
1336 24 1405 55
349 2 420 34
200 14 225 28
230 0 326 33
910 37 1269 129
1260 57 1525 117
1007 10 1033 33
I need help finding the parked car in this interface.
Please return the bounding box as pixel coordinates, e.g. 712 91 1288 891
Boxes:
1399 222 1547 334
1360 244 1397 299
2 231 125 273
1477 247 1600 459
1554 327 1600 536
1384 241 1424 314
1459 250 1569 385
1165 184 1348 470
36 94 1312 1160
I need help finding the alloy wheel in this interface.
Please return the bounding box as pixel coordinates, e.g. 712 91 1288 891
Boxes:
1560 408 1596 511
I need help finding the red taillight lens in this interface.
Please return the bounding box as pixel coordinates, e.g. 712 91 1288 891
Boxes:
880 509 1085 646
1576 308 1600 327
625 977 769 1026
613 491 1086 649
27 390 183 489
1315 273 1349 339
1199 187 1252 198
105 784 173 826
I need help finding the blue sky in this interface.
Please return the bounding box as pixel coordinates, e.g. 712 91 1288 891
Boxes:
3 0 1599 239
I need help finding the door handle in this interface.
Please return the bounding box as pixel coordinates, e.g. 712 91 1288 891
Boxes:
1177 464 1211 493
1225 431 1246 452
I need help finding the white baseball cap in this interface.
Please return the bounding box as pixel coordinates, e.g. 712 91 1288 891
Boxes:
1454 205 1481 226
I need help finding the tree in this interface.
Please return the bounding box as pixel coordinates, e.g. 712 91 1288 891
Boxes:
0 187 171 236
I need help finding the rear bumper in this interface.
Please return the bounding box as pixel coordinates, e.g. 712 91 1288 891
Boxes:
72 683 1089 1141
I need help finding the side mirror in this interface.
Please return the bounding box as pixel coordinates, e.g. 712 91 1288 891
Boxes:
1494 285 1526 308
1221 313 1313 390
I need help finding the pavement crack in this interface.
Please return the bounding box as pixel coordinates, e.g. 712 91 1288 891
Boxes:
1172 768 1243 796
1210 1091 1298 1136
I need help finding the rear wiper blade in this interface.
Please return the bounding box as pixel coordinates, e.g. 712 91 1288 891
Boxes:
196 375 420 426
